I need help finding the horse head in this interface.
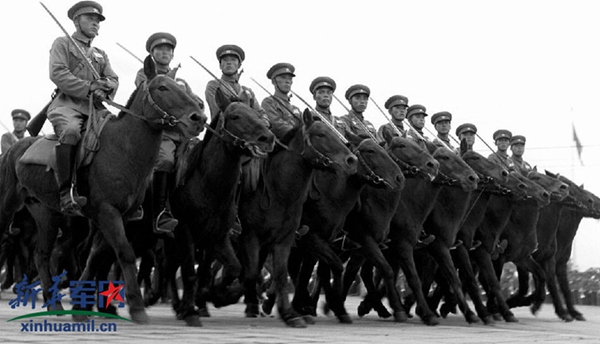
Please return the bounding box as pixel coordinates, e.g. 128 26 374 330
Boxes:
295 109 357 175
461 150 509 186
387 136 439 181
430 145 479 192
214 88 275 157
134 56 206 138
510 171 550 207
527 169 569 202
345 132 404 190
547 170 597 215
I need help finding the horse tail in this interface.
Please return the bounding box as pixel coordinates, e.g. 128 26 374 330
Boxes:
0 138 36 239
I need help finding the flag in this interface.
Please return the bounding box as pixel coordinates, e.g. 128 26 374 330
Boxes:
572 123 583 165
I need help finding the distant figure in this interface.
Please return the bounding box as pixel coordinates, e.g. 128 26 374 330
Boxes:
405 104 429 149
338 84 377 139
431 111 456 151
261 62 301 139
1 109 30 155
378 94 408 145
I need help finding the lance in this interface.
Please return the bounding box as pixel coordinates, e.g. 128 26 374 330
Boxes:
116 42 144 64
475 132 513 170
189 56 239 99
332 94 378 142
40 2 101 80
285 89 349 144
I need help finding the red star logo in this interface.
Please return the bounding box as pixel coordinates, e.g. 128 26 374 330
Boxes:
99 282 125 308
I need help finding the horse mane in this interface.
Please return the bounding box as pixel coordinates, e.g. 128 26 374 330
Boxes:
273 122 302 154
182 115 220 182
115 86 141 120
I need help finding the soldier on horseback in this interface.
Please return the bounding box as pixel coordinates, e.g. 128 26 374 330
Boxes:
47 1 118 217
205 44 269 125
1 109 30 155
261 63 302 139
134 32 204 235
455 123 478 151
510 135 532 175
488 129 516 170
377 95 408 145
431 111 456 151
405 104 429 149
338 84 377 139
308 76 337 121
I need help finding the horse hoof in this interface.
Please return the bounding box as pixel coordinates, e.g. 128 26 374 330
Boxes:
504 314 519 323
492 313 503 321
482 315 495 325
561 314 574 322
322 302 331 316
393 311 408 323
465 312 480 324
422 315 440 326
303 315 316 325
101 305 118 317
573 313 586 321
47 303 65 314
198 308 211 317
131 309 149 324
440 303 456 318
357 301 372 317
337 314 353 324
375 306 392 319
262 298 275 315
184 315 202 327
245 304 259 318
285 317 307 328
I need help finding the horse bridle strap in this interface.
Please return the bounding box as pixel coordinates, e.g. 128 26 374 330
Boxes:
100 83 182 127
387 148 420 176
354 139 391 187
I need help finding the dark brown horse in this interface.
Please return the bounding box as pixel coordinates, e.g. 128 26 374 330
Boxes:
237 109 357 328
0 68 205 323
514 172 598 321
167 88 275 326
289 135 418 323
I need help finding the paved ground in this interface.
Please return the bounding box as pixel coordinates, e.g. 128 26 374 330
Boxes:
1 290 599 344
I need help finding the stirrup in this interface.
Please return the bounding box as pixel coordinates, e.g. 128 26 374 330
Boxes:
128 206 144 221
154 209 178 237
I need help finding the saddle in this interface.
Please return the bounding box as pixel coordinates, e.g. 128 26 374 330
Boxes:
19 110 113 170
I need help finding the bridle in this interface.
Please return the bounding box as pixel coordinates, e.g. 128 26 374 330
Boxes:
275 125 334 168
100 80 184 127
386 147 420 176
353 139 393 188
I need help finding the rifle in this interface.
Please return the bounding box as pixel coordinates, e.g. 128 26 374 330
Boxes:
27 89 59 137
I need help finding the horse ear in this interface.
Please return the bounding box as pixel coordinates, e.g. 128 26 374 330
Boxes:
381 128 394 146
532 165 538 172
460 138 468 156
302 108 315 126
545 169 556 177
143 54 157 81
215 87 231 113
345 130 361 147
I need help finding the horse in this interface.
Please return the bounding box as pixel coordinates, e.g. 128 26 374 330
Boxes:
237 109 357 328
289 135 418 324
514 172 598 321
167 87 275 326
0 65 206 324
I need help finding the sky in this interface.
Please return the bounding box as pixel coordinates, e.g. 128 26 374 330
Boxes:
1 0 599 269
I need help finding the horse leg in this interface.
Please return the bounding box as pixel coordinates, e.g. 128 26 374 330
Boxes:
428 241 479 324
507 266 531 308
359 237 407 323
291 254 318 317
394 240 439 325
358 261 392 319
173 224 201 326
543 256 570 320
556 260 584 321
211 237 243 307
471 247 517 322
94 205 147 324
519 257 548 318
453 245 493 324
29 204 62 312
239 233 261 318
272 239 306 328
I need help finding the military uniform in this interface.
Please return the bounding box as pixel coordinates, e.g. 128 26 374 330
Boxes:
47 1 118 217
378 95 408 144
405 104 429 149
510 135 532 175
488 129 515 170
339 84 377 139
308 76 340 125
205 45 267 125
455 123 478 151
1 110 30 155
261 63 302 139
431 111 455 151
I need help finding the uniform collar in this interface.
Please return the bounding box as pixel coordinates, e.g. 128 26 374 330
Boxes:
72 31 93 47
350 110 364 122
221 73 239 83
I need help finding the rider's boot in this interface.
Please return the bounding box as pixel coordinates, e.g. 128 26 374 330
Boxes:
153 171 177 237
55 143 86 217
